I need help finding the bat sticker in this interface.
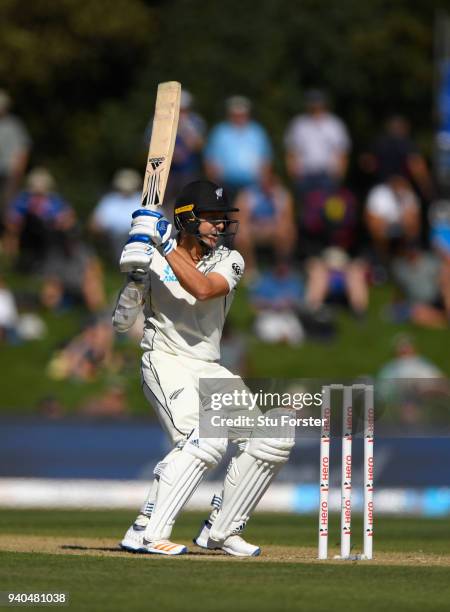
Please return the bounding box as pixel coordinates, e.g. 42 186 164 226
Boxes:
143 156 165 206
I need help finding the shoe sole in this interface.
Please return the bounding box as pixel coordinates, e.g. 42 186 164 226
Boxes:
193 538 261 557
120 543 147 554
222 546 261 557
143 546 188 556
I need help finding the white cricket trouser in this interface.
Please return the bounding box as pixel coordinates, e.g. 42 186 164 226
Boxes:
141 349 248 445
139 349 294 543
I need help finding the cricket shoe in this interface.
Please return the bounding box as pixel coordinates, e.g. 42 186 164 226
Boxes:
140 539 187 556
193 520 261 557
120 521 148 553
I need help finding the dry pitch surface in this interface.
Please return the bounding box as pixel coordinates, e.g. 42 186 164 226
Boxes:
1 533 449 567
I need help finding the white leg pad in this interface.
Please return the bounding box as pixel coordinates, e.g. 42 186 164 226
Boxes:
209 436 294 544
144 430 227 541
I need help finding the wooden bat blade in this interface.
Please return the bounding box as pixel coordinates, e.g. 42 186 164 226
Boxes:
142 81 181 208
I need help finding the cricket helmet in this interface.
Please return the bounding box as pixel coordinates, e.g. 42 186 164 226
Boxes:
174 180 239 243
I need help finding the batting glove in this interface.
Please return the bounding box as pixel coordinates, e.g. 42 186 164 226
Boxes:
119 235 155 276
129 208 177 257
130 209 172 246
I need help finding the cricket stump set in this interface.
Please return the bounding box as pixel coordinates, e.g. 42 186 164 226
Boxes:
318 384 374 560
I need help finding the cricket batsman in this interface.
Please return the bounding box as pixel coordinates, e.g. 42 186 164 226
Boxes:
113 180 294 556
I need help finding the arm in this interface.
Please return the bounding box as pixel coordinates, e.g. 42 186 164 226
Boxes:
407 153 434 200
285 149 301 180
165 249 229 301
334 151 349 178
119 208 238 301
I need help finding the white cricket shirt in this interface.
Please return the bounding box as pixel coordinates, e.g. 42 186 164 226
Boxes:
141 246 244 362
284 113 350 175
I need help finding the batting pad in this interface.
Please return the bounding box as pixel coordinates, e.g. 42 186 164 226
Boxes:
144 432 227 541
209 437 294 543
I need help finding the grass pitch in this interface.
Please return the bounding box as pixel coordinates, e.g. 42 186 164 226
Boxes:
0 511 449 611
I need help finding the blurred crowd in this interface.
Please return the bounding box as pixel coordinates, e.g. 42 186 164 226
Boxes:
0 86 449 417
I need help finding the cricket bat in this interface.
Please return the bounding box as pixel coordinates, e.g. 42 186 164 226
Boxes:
141 81 181 209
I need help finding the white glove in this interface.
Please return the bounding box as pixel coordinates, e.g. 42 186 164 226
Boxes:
130 209 171 246
130 209 177 256
119 237 155 275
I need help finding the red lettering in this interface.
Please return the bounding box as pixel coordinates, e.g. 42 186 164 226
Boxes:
345 455 352 479
321 456 329 481
366 500 374 525
367 456 374 480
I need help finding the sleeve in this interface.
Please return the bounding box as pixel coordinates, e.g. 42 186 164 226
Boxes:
11 117 32 150
6 192 27 225
91 196 109 225
284 117 301 151
334 118 351 152
257 125 273 161
210 250 245 293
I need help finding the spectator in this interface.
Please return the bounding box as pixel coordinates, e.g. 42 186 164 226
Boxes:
0 90 31 225
249 261 305 345
365 175 421 261
47 316 119 382
0 276 19 343
40 225 106 312
379 333 445 379
4 167 76 272
377 334 448 425
299 185 369 317
164 90 206 208
234 168 297 277
80 384 129 418
90 168 142 262
429 199 450 318
389 241 449 328
361 115 434 201
204 95 272 202
284 89 351 198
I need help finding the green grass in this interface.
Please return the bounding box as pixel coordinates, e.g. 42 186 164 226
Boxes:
0 511 450 612
1 268 449 413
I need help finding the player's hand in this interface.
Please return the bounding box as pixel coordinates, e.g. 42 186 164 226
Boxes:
130 209 172 246
119 236 155 276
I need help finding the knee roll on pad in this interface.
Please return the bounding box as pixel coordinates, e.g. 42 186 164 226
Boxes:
143 431 227 541
184 429 228 468
209 440 294 544
247 437 294 464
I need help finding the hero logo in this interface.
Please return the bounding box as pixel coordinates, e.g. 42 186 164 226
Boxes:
343 499 351 525
232 263 242 277
320 501 328 526
367 455 374 481
345 454 352 480
321 456 329 483
366 500 374 526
